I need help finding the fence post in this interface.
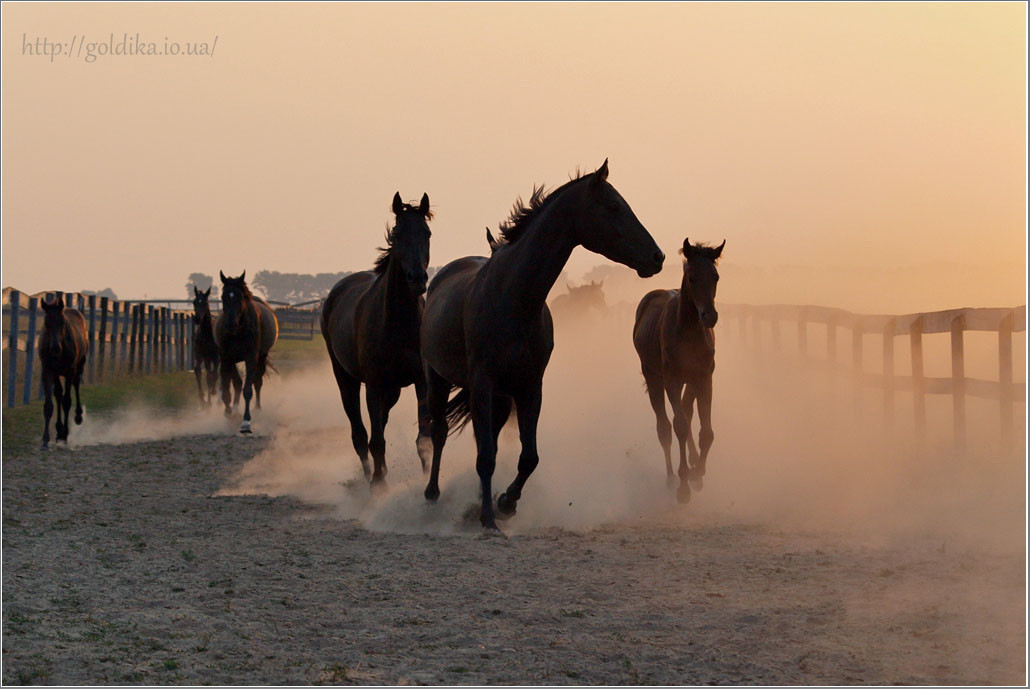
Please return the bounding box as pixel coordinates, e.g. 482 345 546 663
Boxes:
129 305 139 373
185 315 193 370
998 312 1013 453
910 316 925 441
77 293 85 313
97 297 109 382
852 321 864 415
737 310 746 341
950 314 966 452
108 300 119 377
23 297 38 406
771 316 781 352
882 318 896 429
6 290 20 407
162 308 170 372
752 311 761 349
86 295 97 382
144 305 152 374
797 308 808 356
120 301 131 373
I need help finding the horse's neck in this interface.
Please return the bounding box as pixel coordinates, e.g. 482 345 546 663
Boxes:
197 311 214 337
677 271 701 332
377 258 421 327
496 200 577 319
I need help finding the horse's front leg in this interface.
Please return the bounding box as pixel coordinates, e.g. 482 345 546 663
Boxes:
239 357 257 433
423 365 450 501
469 376 499 530
414 374 432 473
691 376 714 491
206 360 218 405
665 380 691 503
365 385 400 488
59 377 73 443
497 384 542 519
194 355 206 404
219 360 234 416
73 370 84 425
41 372 54 449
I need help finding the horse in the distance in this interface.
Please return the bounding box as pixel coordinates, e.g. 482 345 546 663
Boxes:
214 271 278 433
38 296 88 448
549 280 608 322
632 238 724 503
191 285 234 406
321 192 434 486
420 159 665 530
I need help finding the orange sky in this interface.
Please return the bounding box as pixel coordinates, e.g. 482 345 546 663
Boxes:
1 2 1025 304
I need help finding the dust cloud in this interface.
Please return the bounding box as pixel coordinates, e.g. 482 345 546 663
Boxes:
197 297 1026 554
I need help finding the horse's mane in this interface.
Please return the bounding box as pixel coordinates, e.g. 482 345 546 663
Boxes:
496 171 592 247
374 202 434 275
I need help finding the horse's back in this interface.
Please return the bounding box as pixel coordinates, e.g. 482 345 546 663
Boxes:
422 256 487 386
633 289 675 372
321 271 376 371
253 298 279 354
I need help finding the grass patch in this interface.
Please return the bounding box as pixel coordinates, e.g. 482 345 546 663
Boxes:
2 371 196 453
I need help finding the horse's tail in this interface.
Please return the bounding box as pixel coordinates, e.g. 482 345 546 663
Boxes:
445 388 473 436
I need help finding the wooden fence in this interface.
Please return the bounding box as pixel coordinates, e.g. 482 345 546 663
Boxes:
721 303 1026 452
2 290 323 407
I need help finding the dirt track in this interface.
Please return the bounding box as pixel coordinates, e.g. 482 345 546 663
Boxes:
2 419 1025 685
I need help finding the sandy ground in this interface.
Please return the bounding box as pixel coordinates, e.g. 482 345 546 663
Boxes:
2 320 1026 685
1 429 1024 685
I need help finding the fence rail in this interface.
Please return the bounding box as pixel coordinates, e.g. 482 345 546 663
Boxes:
722 302 1026 451
2 289 323 407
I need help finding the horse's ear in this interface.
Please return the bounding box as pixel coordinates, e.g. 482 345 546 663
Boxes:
681 237 693 257
205 286 212 297
419 193 430 216
486 227 498 251
713 240 726 259
591 158 609 186
239 270 245 282
220 270 228 284
193 285 200 297
392 192 404 215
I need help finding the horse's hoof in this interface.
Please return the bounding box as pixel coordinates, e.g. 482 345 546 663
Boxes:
666 473 678 489
688 475 704 492
480 518 501 533
74 415 83 425
40 443 50 451
239 420 252 434
224 409 232 418
424 485 440 502
369 476 388 496
676 482 692 504
496 493 518 518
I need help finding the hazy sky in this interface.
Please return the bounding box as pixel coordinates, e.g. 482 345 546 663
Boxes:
2 2 1025 303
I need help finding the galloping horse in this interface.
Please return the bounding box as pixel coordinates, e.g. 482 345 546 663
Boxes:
214 271 278 433
633 238 724 503
421 160 665 530
321 192 433 486
38 296 88 448
190 285 229 406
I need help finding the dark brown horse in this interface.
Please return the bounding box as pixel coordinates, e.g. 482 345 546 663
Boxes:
633 238 724 503
420 160 665 530
321 193 433 486
191 285 225 406
214 271 278 433
38 296 88 448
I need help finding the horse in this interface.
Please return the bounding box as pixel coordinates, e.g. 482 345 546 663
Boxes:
420 159 665 530
214 271 278 433
632 238 724 503
38 296 88 448
321 192 433 486
190 285 232 406
549 280 607 322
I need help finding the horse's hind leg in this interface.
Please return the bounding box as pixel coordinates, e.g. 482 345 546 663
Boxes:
230 365 243 408
423 365 450 501
219 361 234 415
644 370 674 486
41 372 54 449
206 360 218 405
253 354 268 410
414 374 432 473
497 385 540 519
691 377 714 492
330 356 371 481
194 359 207 404
239 357 257 433
73 367 84 425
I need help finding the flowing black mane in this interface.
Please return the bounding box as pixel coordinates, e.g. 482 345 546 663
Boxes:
374 202 435 275
496 171 592 247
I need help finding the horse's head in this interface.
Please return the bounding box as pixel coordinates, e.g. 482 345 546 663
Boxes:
574 159 665 278
680 238 725 328
40 296 66 354
219 270 250 332
384 192 432 296
192 285 212 323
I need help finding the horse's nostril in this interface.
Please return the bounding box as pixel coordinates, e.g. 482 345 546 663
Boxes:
653 250 666 264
